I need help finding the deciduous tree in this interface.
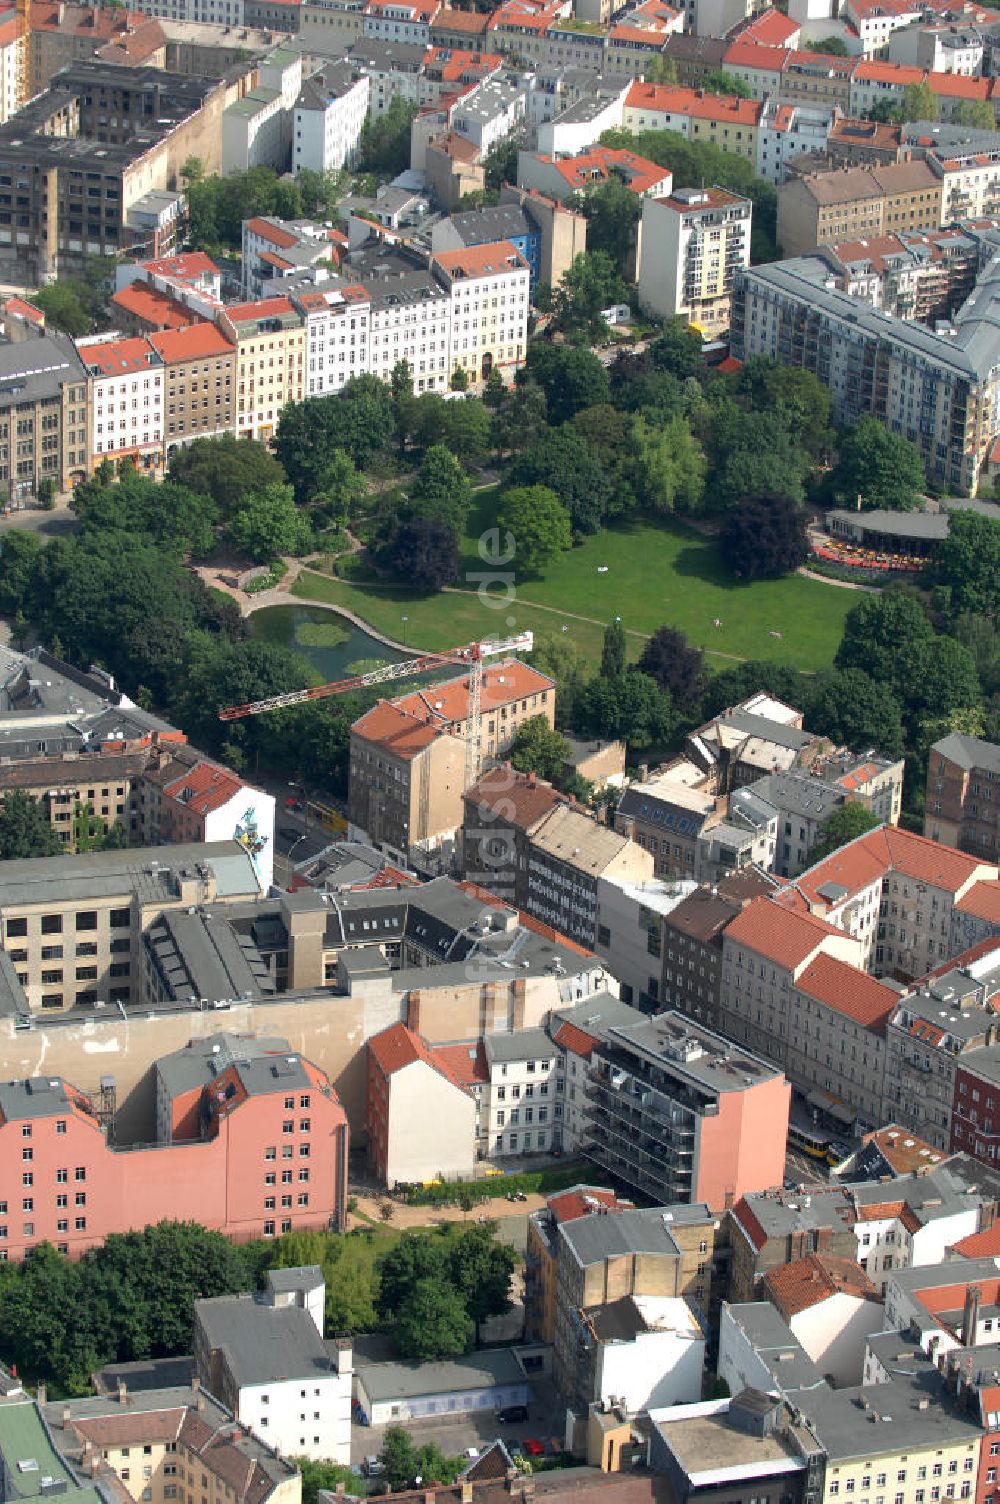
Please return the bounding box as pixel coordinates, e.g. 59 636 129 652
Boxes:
496 484 571 574
832 416 926 511
719 494 808 579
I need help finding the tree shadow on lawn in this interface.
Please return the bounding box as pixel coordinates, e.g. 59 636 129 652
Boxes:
670 542 744 590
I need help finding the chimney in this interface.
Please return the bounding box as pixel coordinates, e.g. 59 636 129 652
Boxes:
36 1384 46 1407
192 1376 201 1394
424 1492 436 1504
117 1379 129 1406
962 1284 981 1348
461 1486 474 1504
61 1407 70 1428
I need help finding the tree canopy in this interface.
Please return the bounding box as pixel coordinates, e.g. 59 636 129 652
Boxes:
719 494 809 579
496 484 572 574
832 416 926 511
0 791 62 859
637 627 706 714
508 714 571 781
933 509 1000 623
167 435 287 517
809 802 883 863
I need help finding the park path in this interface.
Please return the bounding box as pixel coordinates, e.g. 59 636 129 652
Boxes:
796 564 880 593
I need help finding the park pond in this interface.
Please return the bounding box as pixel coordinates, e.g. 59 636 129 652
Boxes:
250 604 408 682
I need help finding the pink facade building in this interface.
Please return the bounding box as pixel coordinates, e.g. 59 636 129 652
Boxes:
0 1034 348 1261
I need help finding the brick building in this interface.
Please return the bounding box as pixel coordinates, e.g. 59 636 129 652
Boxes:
926 732 1000 857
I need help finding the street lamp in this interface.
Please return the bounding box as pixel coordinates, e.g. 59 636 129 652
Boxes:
401 615 408 646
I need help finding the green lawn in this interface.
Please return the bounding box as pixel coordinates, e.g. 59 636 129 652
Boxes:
295 491 857 673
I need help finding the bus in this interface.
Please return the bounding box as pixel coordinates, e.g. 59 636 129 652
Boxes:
788 1123 833 1161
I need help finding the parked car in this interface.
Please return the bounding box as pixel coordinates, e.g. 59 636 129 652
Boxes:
522 1440 545 1458
498 1406 529 1424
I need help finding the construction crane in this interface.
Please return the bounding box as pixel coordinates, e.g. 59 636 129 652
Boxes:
219 629 535 790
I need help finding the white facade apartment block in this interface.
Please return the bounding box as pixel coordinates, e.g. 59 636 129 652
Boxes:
756 103 837 185
293 70 370 172
78 336 165 469
298 285 372 396
222 90 289 174
483 1031 562 1158
139 0 243 22
433 243 531 384
936 152 1000 222
366 280 451 391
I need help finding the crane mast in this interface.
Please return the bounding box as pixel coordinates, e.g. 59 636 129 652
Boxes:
218 630 534 788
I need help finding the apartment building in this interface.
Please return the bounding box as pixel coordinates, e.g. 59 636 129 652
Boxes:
44 1381 301 1504
431 241 530 384
622 81 762 167
731 254 1000 494
27 2 166 93
226 296 305 444
728 1161 988 1300
78 334 165 474
926 733 1000 857
777 161 942 259
294 281 371 397
584 1009 790 1211
638 186 752 334
525 1184 637 1344
776 825 998 978
360 249 452 392
149 323 236 459
0 1033 349 1260
547 1203 713 1423
0 62 245 282
516 145 673 204
347 701 466 865
0 335 89 504
659 871 777 1029
812 224 982 324
194 1270 352 1462
0 8 24 125
293 59 370 172
366 1021 478 1183
522 804 654 950
0 840 262 1014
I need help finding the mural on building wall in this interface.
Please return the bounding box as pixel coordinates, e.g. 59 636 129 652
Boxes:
234 806 269 879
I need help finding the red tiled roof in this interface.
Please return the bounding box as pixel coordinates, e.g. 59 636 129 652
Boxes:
854 59 925 84
245 216 298 249
740 8 800 45
111 282 194 330
624 80 762 126
2 296 44 326
393 658 553 725
928 70 991 98
148 323 234 363
795 952 899 1032
433 240 528 278
227 296 297 322
730 1196 769 1252
764 1253 877 1317
786 826 993 912
431 1040 489 1084
551 1019 598 1059
532 146 672 196
724 896 843 970
77 334 159 378
351 700 448 759
433 6 492 29
547 1186 632 1223
722 39 789 69
957 880 1000 923
369 1022 468 1089
141 250 218 281
465 766 563 831
161 760 244 816
954 1223 1000 1258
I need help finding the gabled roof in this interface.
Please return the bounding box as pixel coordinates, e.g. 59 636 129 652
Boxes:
148 323 235 363
724 895 843 970
794 952 899 1032
393 658 553 725
161 760 245 817
764 1253 877 1317
111 282 194 330
369 1021 469 1090
351 700 450 759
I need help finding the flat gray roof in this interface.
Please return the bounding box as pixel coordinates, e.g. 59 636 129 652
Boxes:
485 1027 556 1063
355 1348 526 1401
0 841 259 910
196 1294 332 1386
